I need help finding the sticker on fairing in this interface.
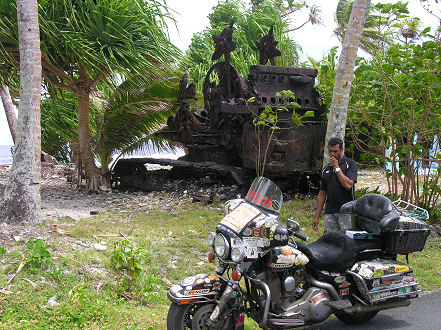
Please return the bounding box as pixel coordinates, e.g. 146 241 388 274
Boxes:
247 247 258 259
220 203 261 234
243 237 270 248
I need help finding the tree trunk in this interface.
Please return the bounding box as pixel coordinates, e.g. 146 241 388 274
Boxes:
77 65 102 192
324 0 371 163
0 84 18 144
1 0 42 223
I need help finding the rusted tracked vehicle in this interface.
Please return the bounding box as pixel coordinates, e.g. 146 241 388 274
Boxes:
113 25 327 193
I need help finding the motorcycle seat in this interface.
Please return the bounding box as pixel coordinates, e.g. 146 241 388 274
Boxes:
296 230 382 272
340 194 400 234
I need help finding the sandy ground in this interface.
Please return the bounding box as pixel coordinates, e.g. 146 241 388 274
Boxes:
0 163 405 246
0 163 390 221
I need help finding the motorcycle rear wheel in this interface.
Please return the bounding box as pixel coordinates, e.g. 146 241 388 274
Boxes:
335 310 379 324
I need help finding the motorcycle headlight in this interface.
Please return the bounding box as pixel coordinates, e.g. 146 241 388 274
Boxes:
207 232 216 246
231 247 245 263
214 233 230 259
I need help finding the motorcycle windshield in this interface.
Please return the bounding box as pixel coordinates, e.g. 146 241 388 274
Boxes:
245 177 283 213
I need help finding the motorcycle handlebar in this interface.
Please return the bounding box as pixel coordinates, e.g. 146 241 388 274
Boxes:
293 231 309 242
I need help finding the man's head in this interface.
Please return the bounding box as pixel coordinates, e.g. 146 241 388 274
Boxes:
327 137 344 161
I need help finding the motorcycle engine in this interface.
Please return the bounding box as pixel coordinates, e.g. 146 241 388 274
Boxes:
260 269 332 323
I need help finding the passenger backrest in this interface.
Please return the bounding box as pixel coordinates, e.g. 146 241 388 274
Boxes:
340 194 400 234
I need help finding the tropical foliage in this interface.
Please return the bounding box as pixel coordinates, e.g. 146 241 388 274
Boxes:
183 0 319 91
334 0 421 54
0 0 181 191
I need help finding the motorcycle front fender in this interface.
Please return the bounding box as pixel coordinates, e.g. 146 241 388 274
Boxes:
167 273 226 304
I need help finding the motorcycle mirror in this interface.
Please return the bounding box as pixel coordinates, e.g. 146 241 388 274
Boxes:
286 219 300 233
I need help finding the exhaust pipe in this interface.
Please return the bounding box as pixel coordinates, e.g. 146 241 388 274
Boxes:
351 299 411 313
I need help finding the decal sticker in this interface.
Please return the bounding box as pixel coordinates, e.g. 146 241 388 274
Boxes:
204 278 210 284
243 237 270 248
274 233 288 241
255 218 266 228
242 227 252 237
213 282 221 291
260 226 268 237
339 282 350 288
373 269 384 277
277 255 295 263
334 276 346 284
311 292 326 304
220 203 261 234
231 238 243 248
339 288 350 296
270 262 293 268
236 314 245 326
272 200 280 210
395 265 410 273
184 289 211 296
282 247 292 255
180 276 196 286
359 265 374 278
252 227 261 237
246 189 273 208
269 224 278 240
247 247 258 259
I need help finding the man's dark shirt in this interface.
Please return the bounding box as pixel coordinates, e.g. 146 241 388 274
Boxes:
319 156 357 214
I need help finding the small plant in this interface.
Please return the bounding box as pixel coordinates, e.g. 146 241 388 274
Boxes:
248 90 314 177
111 240 150 286
25 237 53 269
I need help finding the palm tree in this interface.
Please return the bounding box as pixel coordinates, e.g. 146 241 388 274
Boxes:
0 0 180 192
93 74 180 174
1 0 42 223
0 84 17 143
334 0 418 54
324 0 371 161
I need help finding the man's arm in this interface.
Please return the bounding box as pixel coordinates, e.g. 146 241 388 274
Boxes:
330 156 355 190
335 170 354 190
313 190 326 232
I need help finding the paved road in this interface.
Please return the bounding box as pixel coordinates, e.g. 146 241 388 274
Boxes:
306 289 441 330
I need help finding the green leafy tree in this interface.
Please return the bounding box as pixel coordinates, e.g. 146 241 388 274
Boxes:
334 0 421 54
183 0 318 91
348 31 441 211
0 0 180 192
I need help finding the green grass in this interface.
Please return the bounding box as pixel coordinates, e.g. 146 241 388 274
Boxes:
0 197 439 329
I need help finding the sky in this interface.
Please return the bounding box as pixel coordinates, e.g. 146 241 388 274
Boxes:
0 0 439 146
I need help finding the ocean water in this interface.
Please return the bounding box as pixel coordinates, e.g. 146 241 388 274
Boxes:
0 145 13 165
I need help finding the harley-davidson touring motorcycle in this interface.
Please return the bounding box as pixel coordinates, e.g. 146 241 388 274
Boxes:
167 177 430 329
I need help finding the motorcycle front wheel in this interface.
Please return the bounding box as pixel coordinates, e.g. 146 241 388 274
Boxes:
167 303 195 330
335 310 379 324
167 303 233 330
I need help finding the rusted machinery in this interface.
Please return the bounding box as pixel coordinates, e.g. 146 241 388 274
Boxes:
113 25 327 193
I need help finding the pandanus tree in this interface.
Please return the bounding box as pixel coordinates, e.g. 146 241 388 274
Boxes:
0 0 180 192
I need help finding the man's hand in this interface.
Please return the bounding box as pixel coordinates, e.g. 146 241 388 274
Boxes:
330 155 339 169
312 218 319 232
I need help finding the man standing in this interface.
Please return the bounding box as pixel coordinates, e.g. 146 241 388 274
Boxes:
313 137 357 233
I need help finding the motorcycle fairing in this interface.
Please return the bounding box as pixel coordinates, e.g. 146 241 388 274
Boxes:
167 273 226 304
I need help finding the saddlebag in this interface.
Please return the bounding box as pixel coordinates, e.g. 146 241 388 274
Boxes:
348 259 419 304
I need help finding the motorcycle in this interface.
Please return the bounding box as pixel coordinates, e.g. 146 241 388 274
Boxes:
167 177 430 329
